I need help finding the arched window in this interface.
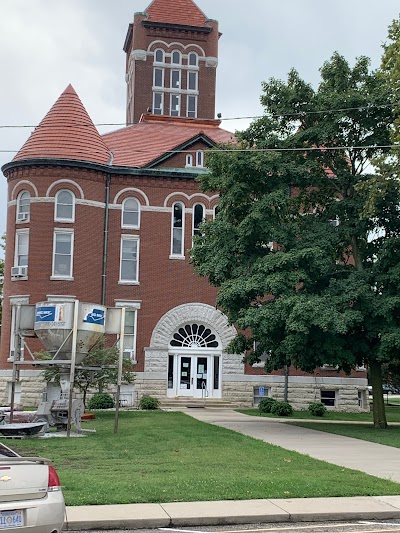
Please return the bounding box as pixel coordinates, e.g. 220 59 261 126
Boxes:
55 190 75 222
188 52 198 67
154 49 164 63
122 198 140 228
171 202 184 257
16 191 31 222
170 323 219 348
213 205 220 219
171 50 181 65
186 154 193 167
192 203 205 238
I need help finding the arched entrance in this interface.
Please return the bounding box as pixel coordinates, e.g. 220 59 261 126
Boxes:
149 303 236 399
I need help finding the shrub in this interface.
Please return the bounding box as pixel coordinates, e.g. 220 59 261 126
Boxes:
271 401 294 417
308 402 327 417
258 397 277 413
88 393 114 410
139 395 160 410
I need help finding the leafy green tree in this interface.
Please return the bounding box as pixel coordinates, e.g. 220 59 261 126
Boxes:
191 53 396 428
39 338 135 407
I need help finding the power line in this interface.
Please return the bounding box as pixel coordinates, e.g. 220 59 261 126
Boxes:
0 144 398 156
0 102 397 130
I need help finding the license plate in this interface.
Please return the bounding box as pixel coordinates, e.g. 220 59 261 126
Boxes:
0 510 24 529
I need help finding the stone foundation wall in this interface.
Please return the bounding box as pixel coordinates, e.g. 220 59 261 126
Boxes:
0 370 369 413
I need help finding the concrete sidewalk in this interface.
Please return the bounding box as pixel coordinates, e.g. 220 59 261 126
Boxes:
64 496 400 530
64 409 400 531
182 409 400 483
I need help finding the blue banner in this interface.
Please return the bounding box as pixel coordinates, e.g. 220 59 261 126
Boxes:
84 308 105 326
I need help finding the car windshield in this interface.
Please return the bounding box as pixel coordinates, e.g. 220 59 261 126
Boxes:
0 443 19 458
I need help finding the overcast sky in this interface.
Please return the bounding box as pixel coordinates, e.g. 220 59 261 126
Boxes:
1 0 399 258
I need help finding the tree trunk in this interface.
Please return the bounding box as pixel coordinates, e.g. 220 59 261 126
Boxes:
370 360 387 429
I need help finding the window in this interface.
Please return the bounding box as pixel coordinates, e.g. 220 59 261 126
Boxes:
52 231 73 278
213 205 220 219
170 323 219 348
122 198 140 228
153 92 164 115
120 237 139 283
188 52 198 67
171 50 181 65
170 94 180 117
16 191 30 222
55 190 75 222
171 70 181 89
187 95 197 118
154 49 164 63
9 297 29 361
123 309 137 360
196 150 204 168
188 71 198 91
171 202 184 257
15 231 29 267
321 390 336 407
186 154 193 167
154 68 164 88
192 203 204 239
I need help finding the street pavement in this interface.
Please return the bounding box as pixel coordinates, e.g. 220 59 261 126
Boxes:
64 409 400 531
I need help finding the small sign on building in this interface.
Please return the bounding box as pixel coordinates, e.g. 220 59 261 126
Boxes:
259 386 265 397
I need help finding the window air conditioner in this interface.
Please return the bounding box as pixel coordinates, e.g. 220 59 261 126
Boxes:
17 213 29 222
11 266 28 278
123 350 137 364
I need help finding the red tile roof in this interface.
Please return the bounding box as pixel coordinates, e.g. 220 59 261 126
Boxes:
102 115 235 168
145 0 208 27
13 85 111 165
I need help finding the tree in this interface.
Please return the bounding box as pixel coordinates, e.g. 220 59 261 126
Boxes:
191 52 396 428
39 339 135 407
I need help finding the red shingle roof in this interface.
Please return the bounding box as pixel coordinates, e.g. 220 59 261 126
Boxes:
102 115 235 168
145 0 207 27
13 84 111 165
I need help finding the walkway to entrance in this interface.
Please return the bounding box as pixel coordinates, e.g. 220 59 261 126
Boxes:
182 408 400 483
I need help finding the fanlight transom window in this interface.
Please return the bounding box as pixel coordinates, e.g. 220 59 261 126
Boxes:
170 323 219 348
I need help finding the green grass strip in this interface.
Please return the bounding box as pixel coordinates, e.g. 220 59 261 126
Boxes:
9 411 400 506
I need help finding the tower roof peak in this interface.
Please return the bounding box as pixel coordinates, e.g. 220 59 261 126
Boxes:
145 0 208 27
13 84 111 165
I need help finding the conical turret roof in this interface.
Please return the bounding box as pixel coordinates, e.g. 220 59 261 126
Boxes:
145 0 207 27
13 84 111 165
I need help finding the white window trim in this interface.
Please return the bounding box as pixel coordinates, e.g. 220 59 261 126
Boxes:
170 202 185 259
8 296 29 362
188 52 199 68
119 236 140 285
171 50 182 65
54 189 75 223
14 229 29 270
154 49 165 64
115 301 141 363
185 154 194 167
320 389 337 408
121 198 141 229
187 94 198 118
51 229 74 280
153 91 164 115
192 203 205 242
153 66 165 89
196 150 205 168
187 71 198 92
170 93 181 117
170 69 181 90
16 191 31 223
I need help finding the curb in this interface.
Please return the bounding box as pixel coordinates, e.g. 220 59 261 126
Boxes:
64 496 400 531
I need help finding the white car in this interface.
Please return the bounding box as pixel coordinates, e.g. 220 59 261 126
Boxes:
0 442 65 532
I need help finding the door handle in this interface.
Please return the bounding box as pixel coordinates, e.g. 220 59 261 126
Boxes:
191 378 193 385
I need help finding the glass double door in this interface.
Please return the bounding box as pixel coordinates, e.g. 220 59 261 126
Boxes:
177 355 212 398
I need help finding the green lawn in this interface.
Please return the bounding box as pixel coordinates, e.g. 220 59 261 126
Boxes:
291 422 400 448
238 405 400 423
9 411 400 506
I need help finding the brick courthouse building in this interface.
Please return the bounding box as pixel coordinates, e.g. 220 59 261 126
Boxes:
0 0 368 410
